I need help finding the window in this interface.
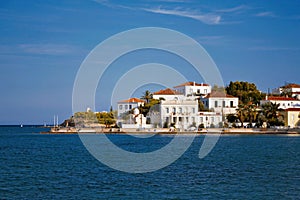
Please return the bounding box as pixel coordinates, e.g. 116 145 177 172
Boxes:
200 117 203 123
197 89 200 94
166 108 169 113
215 101 218 107
129 105 132 109
192 117 195 123
192 108 195 113
223 101 226 107
204 89 207 94
119 105 123 109
230 101 234 107
179 117 182 122
186 117 189 123
179 107 182 113
173 117 177 123
173 107 176 113
125 105 128 110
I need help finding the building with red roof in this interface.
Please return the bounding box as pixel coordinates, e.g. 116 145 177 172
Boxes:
260 96 300 110
200 91 239 115
152 88 184 101
173 81 211 97
117 98 145 118
272 83 300 98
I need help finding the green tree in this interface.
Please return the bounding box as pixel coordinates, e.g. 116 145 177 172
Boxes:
96 111 116 128
236 104 247 127
226 114 238 123
211 85 226 92
139 98 160 116
261 102 284 126
141 90 153 104
226 81 265 105
245 102 258 127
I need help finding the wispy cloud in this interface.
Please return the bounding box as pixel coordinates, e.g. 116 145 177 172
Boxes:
143 7 221 25
216 5 250 13
92 1 260 25
255 11 276 18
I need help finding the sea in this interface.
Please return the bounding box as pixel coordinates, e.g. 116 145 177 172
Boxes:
1 126 299 199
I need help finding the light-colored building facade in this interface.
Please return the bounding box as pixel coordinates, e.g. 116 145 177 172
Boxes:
198 112 223 128
117 98 145 117
153 88 185 101
200 91 239 115
174 82 211 97
283 108 300 128
272 83 300 98
260 96 300 110
158 99 199 130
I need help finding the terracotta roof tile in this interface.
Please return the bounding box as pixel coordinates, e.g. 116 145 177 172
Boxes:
153 88 182 95
118 98 145 103
205 91 236 98
267 96 297 101
285 108 300 111
282 83 300 89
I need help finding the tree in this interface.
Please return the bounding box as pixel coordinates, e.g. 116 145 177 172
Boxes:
236 104 247 127
139 98 160 116
245 102 258 127
96 111 116 128
226 81 265 105
141 90 153 104
261 102 284 126
226 114 238 123
212 85 226 92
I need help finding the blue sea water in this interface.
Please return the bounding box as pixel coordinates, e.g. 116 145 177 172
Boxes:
1 127 299 199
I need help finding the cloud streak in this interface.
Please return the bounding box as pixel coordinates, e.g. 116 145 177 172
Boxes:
216 5 250 13
255 11 276 18
143 7 221 24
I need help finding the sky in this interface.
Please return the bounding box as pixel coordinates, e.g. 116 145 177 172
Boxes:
0 0 300 124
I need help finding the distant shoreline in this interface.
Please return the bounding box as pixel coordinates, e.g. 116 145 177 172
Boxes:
42 127 300 135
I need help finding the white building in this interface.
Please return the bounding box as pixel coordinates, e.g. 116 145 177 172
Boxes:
283 108 300 128
174 82 211 97
153 88 185 101
198 112 223 128
157 99 199 130
117 98 145 118
260 96 300 110
201 91 239 115
119 108 150 128
272 83 300 98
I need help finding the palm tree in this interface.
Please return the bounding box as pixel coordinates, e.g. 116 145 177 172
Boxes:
245 102 258 127
141 90 153 104
261 102 283 126
236 104 247 127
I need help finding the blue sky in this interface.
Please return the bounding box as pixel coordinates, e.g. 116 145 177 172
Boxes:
0 0 300 124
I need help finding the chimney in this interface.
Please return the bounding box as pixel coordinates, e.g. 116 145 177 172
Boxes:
266 95 268 100
193 81 195 86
